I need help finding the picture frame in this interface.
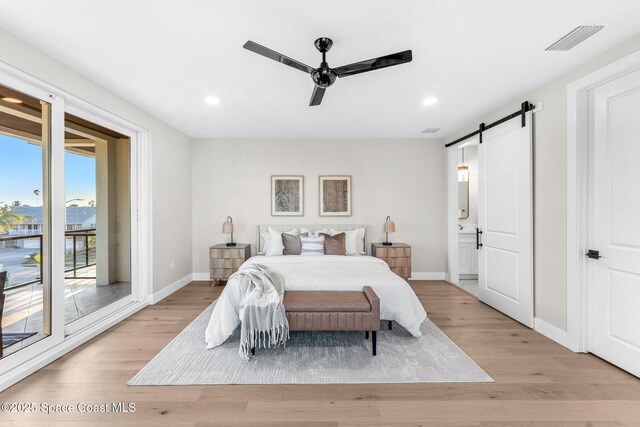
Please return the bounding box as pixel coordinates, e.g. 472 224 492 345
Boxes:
319 175 352 216
271 175 304 216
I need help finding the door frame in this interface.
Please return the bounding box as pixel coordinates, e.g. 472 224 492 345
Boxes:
446 137 479 285
566 49 640 353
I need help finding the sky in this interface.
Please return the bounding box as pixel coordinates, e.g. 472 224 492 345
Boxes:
0 134 96 206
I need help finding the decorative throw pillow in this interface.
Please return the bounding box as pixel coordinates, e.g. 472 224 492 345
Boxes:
282 232 308 255
329 228 359 255
321 232 346 255
300 235 325 256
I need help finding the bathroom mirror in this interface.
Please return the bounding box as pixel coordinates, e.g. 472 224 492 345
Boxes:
458 166 469 219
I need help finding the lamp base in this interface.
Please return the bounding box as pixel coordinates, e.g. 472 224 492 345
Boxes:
382 242 393 246
226 242 237 247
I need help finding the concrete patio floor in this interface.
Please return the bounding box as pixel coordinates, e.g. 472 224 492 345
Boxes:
2 265 129 357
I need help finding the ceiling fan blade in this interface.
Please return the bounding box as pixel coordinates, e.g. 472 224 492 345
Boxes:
309 85 326 106
334 50 412 78
243 40 313 74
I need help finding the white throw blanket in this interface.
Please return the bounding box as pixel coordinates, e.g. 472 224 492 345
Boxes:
205 264 289 360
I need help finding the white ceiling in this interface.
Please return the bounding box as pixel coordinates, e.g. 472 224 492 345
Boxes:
1 1 640 139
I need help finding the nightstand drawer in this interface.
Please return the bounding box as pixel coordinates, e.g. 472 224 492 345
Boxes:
385 257 411 268
390 267 411 278
374 247 411 258
211 258 245 269
210 248 246 259
211 268 235 280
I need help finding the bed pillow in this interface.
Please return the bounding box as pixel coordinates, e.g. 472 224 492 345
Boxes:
282 232 308 256
264 227 298 256
355 227 366 254
321 232 346 255
300 235 325 256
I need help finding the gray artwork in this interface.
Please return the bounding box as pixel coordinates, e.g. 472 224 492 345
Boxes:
271 176 303 216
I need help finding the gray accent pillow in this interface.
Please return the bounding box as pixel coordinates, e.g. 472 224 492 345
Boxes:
320 232 346 255
282 232 308 255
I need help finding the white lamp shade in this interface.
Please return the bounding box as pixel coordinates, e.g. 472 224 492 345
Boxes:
222 220 233 234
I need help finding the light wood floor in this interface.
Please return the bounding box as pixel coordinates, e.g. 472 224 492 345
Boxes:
1 280 640 426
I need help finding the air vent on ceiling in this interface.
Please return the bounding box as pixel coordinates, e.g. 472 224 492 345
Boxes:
421 127 440 134
545 25 604 51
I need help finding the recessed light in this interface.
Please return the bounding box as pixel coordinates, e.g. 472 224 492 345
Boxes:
2 97 23 104
205 96 220 106
422 96 438 107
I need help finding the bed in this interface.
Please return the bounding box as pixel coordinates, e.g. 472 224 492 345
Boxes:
204 225 427 349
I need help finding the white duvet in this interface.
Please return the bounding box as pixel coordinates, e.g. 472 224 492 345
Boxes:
205 255 427 348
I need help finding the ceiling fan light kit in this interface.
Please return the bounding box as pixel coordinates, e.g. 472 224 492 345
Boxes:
243 37 412 106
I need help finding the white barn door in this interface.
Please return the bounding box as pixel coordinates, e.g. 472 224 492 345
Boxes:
478 113 534 327
588 68 640 377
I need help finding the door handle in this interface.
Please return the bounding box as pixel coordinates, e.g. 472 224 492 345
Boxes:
476 228 483 250
586 249 601 259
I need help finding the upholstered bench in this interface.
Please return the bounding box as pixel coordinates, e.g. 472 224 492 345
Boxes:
282 286 381 356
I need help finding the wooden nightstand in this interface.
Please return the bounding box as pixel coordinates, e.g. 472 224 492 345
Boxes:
371 243 411 280
210 243 251 286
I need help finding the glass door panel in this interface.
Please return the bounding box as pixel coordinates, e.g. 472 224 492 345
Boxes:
63 113 131 324
0 83 51 358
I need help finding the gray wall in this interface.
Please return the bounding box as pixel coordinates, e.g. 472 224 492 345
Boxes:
447 34 640 331
191 139 446 275
0 28 193 293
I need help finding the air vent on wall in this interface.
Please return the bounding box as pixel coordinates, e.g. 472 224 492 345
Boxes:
545 26 604 51
421 128 440 134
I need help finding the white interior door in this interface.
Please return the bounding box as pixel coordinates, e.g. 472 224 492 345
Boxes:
588 68 640 378
478 113 533 327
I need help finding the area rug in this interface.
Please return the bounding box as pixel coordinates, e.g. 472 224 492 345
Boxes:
2 332 37 349
128 301 492 385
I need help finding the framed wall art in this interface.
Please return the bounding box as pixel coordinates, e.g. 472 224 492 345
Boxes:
271 175 304 216
319 175 351 216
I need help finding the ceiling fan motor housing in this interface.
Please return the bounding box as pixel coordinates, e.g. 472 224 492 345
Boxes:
312 65 338 88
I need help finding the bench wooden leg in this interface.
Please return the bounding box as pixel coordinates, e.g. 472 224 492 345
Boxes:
372 331 377 356
365 331 369 339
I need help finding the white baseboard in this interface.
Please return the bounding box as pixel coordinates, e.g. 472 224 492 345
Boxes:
534 318 568 348
192 272 211 281
149 273 193 304
0 301 147 392
409 272 447 280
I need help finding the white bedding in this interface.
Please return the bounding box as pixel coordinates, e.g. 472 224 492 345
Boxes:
205 255 427 348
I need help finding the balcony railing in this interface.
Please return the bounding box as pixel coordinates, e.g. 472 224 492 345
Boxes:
0 228 96 290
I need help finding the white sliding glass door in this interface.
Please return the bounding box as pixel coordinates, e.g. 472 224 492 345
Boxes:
0 67 146 386
62 111 133 333
0 75 65 368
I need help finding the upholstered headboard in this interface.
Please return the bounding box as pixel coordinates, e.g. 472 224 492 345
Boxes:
256 224 367 254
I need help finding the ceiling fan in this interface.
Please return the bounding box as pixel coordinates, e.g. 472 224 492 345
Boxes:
243 37 412 106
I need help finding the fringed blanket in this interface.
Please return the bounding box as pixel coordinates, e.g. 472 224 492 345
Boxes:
233 264 289 360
